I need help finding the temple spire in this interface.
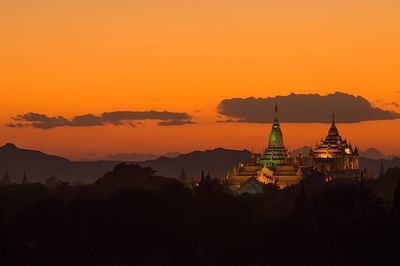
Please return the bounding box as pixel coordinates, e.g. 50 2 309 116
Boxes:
327 113 339 136
274 102 279 124
3 168 11 184
22 171 29 184
179 168 187 183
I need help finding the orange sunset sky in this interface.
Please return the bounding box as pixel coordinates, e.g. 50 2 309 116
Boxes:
1 0 400 160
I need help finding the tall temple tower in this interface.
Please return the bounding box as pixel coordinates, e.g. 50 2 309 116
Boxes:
227 103 303 192
311 114 360 179
257 103 288 168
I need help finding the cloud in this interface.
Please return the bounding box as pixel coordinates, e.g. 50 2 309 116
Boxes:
216 119 240 123
13 113 107 129
101 111 192 125
6 122 27 128
217 92 400 123
8 111 195 129
12 113 70 129
10 113 103 129
158 119 196 126
13 112 67 123
375 100 400 109
71 114 106 127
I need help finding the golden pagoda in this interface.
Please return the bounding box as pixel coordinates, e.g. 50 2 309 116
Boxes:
226 104 304 192
310 114 360 179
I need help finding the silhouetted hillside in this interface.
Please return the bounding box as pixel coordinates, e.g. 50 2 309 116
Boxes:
141 149 400 180
360 157 400 178
360 147 387 160
1 143 399 184
139 148 252 180
0 167 399 266
0 143 119 183
93 163 176 196
106 151 180 161
0 144 251 183
0 143 70 182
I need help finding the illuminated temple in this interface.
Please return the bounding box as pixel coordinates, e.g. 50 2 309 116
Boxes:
226 106 360 193
227 104 304 192
310 114 360 180
258 104 289 168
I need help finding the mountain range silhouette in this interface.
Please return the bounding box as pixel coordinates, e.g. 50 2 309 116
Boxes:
0 143 399 183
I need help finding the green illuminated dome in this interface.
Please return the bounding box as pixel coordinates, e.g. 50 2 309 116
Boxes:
269 122 284 148
258 104 288 168
268 104 284 148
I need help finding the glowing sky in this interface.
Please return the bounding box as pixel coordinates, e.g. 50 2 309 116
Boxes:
1 0 399 159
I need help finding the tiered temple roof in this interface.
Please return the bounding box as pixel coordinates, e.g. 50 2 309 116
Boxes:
310 113 360 177
227 104 304 191
312 114 358 159
258 104 289 168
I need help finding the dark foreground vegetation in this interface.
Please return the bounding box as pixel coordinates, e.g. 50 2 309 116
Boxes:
0 164 400 266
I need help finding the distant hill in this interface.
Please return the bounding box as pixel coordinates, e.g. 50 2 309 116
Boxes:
139 148 251 180
106 152 160 161
292 146 311 157
106 152 180 161
0 143 250 183
0 143 398 183
360 157 400 178
359 147 387 160
0 143 119 183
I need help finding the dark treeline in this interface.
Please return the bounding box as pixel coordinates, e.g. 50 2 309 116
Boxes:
1 164 400 266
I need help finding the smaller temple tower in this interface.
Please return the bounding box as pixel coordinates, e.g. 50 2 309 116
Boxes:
22 171 29 184
3 168 11 184
311 113 360 179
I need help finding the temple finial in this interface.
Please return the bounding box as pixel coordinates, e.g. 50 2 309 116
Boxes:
3 167 11 184
22 171 28 184
332 112 335 127
274 102 279 123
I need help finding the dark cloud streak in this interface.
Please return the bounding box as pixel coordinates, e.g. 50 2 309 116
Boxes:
8 111 195 129
217 92 400 123
158 119 195 126
102 111 192 125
